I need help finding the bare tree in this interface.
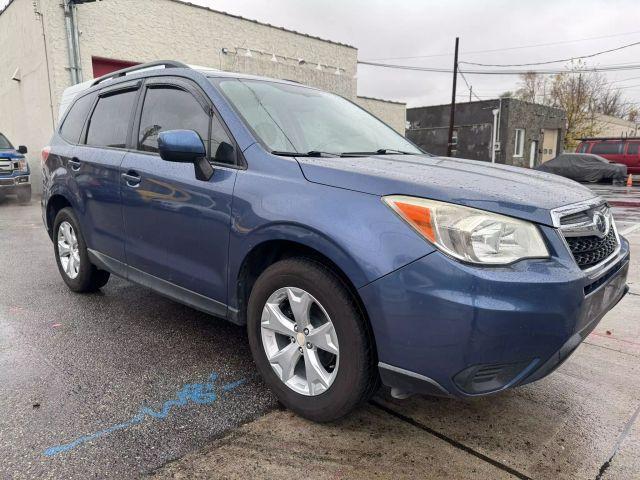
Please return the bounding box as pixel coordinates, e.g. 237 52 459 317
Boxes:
513 64 635 147
515 72 549 104
595 85 629 118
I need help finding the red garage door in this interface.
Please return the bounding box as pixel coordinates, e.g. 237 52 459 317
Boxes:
92 56 139 78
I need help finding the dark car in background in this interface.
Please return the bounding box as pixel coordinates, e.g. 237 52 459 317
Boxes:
0 133 31 203
576 137 639 174
535 153 627 184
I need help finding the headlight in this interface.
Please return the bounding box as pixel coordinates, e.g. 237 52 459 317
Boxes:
18 159 28 172
383 195 549 265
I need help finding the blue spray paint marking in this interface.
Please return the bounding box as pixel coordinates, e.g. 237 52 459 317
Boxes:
43 372 245 457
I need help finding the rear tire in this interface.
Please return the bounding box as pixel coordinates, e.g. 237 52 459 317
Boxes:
53 207 110 292
17 185 31 204
247 258 377 422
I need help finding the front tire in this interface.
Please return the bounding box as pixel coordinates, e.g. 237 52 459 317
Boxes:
53 207 110 292
247 258 377 422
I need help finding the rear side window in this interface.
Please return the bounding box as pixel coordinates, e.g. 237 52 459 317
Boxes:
627 142 639 155
60 93 94 144
86 89 138 148
590 142 623 155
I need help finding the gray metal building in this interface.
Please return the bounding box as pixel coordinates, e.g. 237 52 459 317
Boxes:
407 98 566 168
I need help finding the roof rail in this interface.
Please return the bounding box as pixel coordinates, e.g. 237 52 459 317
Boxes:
580 136 640 141
91 60 190 86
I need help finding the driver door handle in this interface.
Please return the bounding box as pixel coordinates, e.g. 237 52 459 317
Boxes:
122 170 141 187
68 157 81 172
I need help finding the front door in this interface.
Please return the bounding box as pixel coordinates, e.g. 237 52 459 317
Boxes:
120 78 239 307
541 129 558 162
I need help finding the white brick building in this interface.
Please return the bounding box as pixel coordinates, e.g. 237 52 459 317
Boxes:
0 0 407 192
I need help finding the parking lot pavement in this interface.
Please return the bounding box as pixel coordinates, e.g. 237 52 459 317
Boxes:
0 197 277 479
1 182 639 479
589 184 640 235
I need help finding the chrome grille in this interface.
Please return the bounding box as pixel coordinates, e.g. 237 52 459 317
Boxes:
0 160 13 174
552 199 620 271
565 229 618 269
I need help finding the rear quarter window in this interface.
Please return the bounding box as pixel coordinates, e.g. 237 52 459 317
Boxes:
59 93 95 144
590 142 623 155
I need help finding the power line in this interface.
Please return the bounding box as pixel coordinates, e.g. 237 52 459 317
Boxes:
363 29 640 62
459 71 482 101
460 40 640 67
357 60 640 75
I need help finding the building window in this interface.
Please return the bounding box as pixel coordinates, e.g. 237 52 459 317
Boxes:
514 128 525 157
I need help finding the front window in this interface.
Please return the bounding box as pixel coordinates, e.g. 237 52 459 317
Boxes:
212 78 422 156
0 133 13 150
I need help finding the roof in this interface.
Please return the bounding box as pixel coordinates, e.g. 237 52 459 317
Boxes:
167 0 357 50
357 95 406 106
0 0 15 16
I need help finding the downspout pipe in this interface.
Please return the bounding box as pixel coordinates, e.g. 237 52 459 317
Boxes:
62 0 82 85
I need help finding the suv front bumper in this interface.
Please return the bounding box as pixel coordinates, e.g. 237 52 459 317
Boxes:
359 232 630 398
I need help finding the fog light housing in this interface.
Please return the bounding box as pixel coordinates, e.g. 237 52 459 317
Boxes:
453 360 537 394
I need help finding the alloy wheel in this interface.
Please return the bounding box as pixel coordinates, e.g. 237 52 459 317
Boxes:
57 221 80 279
260 287 339 396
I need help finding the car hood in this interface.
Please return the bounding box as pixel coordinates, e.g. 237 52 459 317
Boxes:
0 149 23 160
296 154 599 226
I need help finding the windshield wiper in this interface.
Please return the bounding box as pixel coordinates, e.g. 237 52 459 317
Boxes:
339 149 416 157
271 150 340 158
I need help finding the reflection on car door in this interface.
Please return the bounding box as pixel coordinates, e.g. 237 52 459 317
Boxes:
120 77 238 311
73 82 140 262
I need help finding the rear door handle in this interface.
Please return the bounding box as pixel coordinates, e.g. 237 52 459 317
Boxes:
121 171 141 187
68 157 81 172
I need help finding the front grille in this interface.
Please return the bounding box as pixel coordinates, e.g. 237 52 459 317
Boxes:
565 228 617 269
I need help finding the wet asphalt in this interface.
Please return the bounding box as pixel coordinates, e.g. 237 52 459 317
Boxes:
0 197 277 479
0 182 639 479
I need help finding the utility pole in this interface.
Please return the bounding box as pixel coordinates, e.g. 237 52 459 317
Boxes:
447 37 459 157
469 85 472 103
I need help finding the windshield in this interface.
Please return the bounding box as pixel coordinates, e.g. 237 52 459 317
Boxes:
0 133 13 150
212 78 422 156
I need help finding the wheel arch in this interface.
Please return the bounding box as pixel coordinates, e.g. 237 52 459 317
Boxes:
232 238 375 355
45 193 74 239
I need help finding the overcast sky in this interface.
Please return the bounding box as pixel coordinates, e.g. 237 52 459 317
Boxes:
189 0 640 109
2 0 639 109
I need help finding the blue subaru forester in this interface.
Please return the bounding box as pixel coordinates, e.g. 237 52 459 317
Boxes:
42 61 629 421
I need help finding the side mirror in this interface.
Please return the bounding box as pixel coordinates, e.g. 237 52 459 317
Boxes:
158 130 205 163
158 130 213 181
18 145 27 154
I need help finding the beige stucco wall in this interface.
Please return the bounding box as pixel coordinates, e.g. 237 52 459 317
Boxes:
74 0 357 100
354 96 407 134
0 0 67 191
594 113 639 138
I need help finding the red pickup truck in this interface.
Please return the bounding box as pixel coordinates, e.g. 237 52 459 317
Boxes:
576 138 640 174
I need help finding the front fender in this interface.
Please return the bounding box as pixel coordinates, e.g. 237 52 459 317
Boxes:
228 145 435 309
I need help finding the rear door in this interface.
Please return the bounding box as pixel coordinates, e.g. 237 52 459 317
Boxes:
72 80 141 263
120 76 239 308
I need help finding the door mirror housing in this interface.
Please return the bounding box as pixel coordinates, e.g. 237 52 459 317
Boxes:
157 130 213 181
17 145 27 154
158 130 206 163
